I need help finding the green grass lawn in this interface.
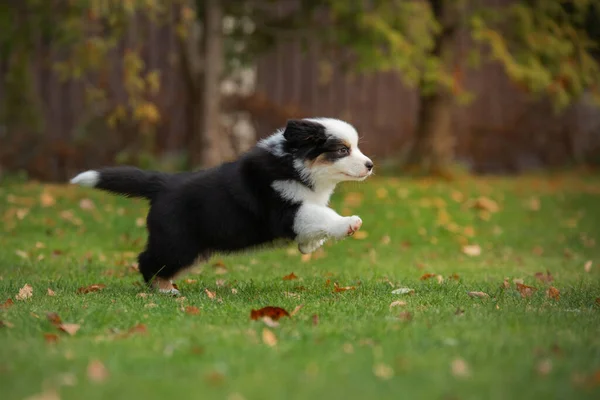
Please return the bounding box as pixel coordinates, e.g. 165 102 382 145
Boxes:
1 172 600 400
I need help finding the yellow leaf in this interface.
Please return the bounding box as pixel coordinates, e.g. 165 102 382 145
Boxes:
352 231 368 240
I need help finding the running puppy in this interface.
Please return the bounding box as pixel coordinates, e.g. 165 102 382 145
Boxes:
71 118 373 295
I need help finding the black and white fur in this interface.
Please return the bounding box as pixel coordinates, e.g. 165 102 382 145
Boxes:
71 118 373 295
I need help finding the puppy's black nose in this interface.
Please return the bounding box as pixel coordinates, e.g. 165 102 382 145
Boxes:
365 160 374 171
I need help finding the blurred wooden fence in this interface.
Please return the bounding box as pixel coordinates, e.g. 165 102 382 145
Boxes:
2 3 600 180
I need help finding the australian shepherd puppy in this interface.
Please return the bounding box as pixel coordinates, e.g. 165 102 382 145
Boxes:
70 118 373 295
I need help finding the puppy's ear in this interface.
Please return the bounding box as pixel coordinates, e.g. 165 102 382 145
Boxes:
283 119 326 146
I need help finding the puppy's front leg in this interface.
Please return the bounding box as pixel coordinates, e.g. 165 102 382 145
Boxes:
294 204 362 253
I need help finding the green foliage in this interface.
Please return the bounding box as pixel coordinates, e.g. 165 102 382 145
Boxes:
471 0 600 109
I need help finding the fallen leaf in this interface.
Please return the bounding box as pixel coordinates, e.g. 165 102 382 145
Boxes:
185 278 197 284
312 314 319 326
16 208 29 220
389 300 407 309
1 298 14 309
46 312 62 326
43 333 59 344
397 311 412 321
260 316 279 328
455 308 465 316
16 284 33 300
47 288 56 296
77 284 106 294
79 198 95 210
205 289 216 299
352 231 368 240
290 304 304 316
333 283 356 292
536 358 552 376
584 260 592 273
448 274 460 281
87 359 109 383
250 306 290 321
282 272 298 281
420 273 437 280
24 388 60 400
469 197 499 213
516 283 537 298
40 191 56 207
528 197 540 211
502 278 510 289
462 244 481 257
373 363 394 380
185 306 200 315
15 249 28 259
1 320 15 328
231 288 238 294
467 291 489 298
59 323 81 336
391 288 414 295
534 271 554 284
127 323 147 335
451 358 471 378
546 286 560 300
380 235 391 245
215 279 225 287
262 328 277 347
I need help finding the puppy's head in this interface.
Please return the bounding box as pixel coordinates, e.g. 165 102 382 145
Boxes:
283 118 373 185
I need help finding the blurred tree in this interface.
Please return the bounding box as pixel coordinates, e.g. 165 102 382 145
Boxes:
320 0 600 175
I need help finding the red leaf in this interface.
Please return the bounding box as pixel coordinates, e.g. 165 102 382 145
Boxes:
128 323 147 335
516 283 537 298
185 306 200 315
44 333 59 344
282 272 298 281
250 306 290 321
1 298 14 309
546 287 560 300
46 312 62 326
420 273 437 280
77 284 106 294
333 283 356 292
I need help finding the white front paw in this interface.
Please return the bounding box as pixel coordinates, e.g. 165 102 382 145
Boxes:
332 216 362 239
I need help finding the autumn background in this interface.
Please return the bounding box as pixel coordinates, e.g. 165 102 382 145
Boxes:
1 1 600 400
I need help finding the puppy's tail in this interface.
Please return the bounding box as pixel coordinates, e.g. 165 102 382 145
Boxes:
70 167 168 200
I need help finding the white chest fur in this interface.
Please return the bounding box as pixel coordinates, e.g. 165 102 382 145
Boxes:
271 180 334 206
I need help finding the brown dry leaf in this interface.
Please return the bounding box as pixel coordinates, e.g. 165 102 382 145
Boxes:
43 333 59 344
502 278 510 289
462 244 481 257
1 320 15 328
185 306 201 315
59 323 81 336
451 358 471 378
373 363 394 380
46 312 62 326
469 197 499 213
333 283 356 292
87 359 109 383
77 284 106 294
185 278 197 284
128 323 147 335
231 288 238 294
40 191 56 207
534 271 554 284
389 300 407 309
79 198 95 210
528 197 541 211
262 328 277 347
312 314 319 326
16 284 33 300
397 311 413 321
536 358 552 376
448 273 460 281
420 273 437 280
516 283 537 298
282 272 298 281
290 304 304 316
352 231 368 240
467 291 489 298
16 208 29 220
546 286 560 300
135 217 145 227
24 388 60 400
15 250 28 260
1 298 14 309
250 306 290 321
205 289 216 299
584 260 592 273
47 288 56 297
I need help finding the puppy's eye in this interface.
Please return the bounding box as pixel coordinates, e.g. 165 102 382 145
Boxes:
337 147 349 155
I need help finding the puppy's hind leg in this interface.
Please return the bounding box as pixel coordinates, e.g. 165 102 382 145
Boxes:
138 250 181 296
